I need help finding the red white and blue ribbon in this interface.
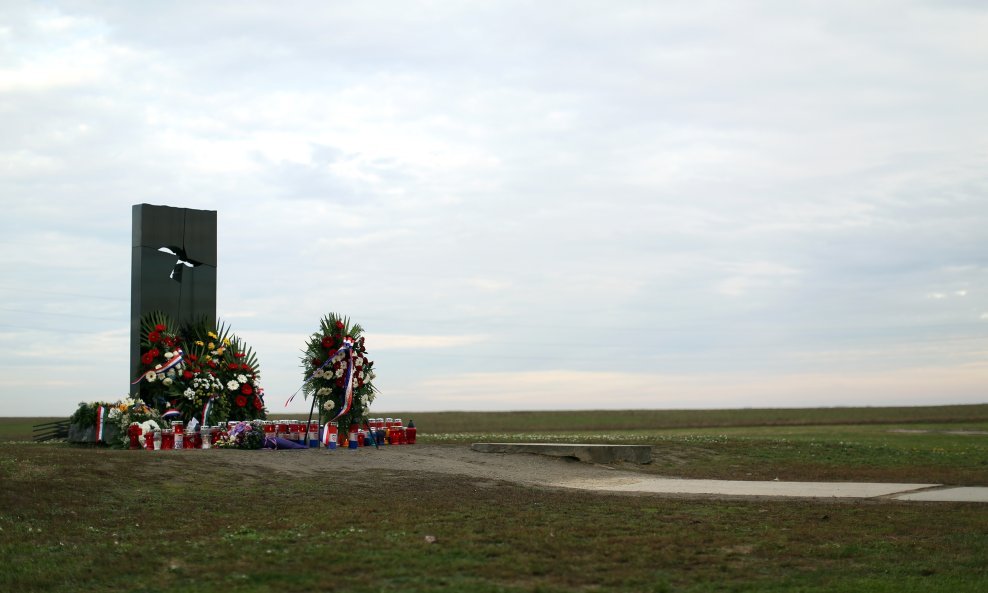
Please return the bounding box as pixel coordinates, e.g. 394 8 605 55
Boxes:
330 352 355 422
131 349 185 385
285 337 356 408
162 408 182 420
95 406 107 443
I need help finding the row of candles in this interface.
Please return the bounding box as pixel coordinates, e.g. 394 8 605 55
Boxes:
129 417 418 450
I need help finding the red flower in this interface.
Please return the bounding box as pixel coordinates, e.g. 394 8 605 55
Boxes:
326 349 338 358
155 324 166 331
335 320 344 330
147 331 161 343
241 383 253 395
208 360 218 368
241 363 250 371
189 354 198 362
312 358 322 367
164 337 176 348
335 378 344 388
254 396 263 410
182 370 194 380
141 351 155 365
150 348 160 357
235 395 247 407
228 362 239 370
322 336 334 349
234 352 245 358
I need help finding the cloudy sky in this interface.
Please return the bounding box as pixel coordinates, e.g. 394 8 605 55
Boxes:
2 0 987 416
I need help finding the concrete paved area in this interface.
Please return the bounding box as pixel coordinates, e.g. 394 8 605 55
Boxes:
471 443 988 502
891 487 988 502
551 476 940 498
471 442 652 464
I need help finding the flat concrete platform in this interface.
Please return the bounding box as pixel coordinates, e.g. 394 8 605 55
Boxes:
551 476 940 499
891 487 988 502
472 442 652 464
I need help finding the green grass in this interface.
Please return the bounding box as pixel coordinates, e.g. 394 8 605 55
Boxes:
372 404 988 432
1 444 986 593
2 406 987 590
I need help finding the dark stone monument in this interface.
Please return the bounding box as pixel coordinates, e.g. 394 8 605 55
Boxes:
130 204 217 395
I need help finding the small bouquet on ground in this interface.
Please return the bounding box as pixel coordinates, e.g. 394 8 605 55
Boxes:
108 397 163 448
215 420 266 450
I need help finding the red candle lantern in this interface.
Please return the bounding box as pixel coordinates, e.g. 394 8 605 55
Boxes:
127 423 143 450
406 419 417 445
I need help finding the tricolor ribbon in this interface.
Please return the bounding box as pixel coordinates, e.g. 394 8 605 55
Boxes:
95 406 107 443
201 398 213 426
131 349 186 385
330 347 356 422
285 337 357 410
162 408 182 420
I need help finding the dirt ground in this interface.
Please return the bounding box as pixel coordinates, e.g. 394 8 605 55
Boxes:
208 443 642 489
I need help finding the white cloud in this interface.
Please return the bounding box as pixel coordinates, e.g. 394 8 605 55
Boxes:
2 1 987 415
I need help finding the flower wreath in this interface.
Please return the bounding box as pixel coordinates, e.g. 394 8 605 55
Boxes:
134 312 266 424
300 313 377 430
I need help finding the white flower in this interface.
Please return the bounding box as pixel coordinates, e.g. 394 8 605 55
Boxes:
322 400 335 411
237 374 248 383
166 369 176 378
145 371 157 382
335 369 344 378
355 357 363 367
312 369 325 379
183 388 195 399
139 420 160 434
164 351 174 360
227 380 239 391
162 377 173 386
369 371 376 380
108 407 121 419
360 372 366 382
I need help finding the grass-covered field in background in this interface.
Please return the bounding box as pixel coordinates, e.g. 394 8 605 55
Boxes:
2 405 987 592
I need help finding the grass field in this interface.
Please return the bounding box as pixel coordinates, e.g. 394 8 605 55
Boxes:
2 405 987 592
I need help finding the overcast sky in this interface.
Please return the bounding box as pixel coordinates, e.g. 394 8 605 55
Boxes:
2 0 987 416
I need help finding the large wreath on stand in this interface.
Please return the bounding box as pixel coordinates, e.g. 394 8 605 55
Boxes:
134 312 266 425
300 313 377 433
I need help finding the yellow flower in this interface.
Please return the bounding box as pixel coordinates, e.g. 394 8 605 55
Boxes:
222 338 231 346
204 355 212 362
215 347 225 355
195 340 205 347
118 404 128 412
207 342 215 349
207 332 218 339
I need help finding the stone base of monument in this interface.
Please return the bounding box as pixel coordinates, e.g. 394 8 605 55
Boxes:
471 442 652 464
67 423 119 445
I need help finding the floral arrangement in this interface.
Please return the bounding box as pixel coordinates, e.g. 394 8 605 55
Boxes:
69 398 163 448
300 313 377 431
135 312 265 424
106 397 162 448
215 420 266 450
